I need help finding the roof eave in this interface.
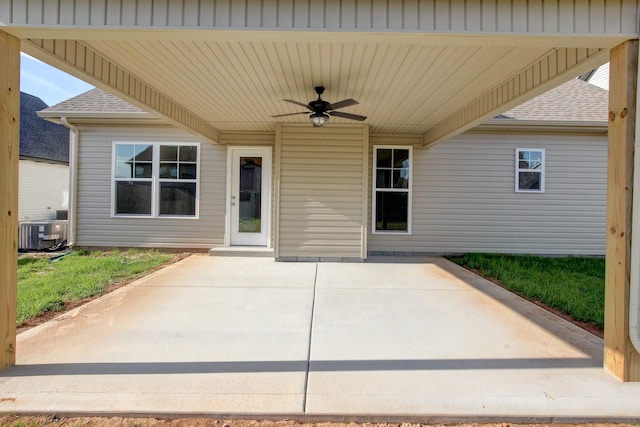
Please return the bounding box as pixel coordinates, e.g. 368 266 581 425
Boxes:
37 111 161 125
476 119 608 134
20 155 69 165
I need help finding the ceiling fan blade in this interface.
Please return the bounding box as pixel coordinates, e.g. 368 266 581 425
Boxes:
328 98 359 110
329 111 367 121
271 111 310 118
282 99 312 110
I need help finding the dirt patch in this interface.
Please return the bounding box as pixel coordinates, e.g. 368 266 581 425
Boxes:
0 418 637 427
16 252 191 335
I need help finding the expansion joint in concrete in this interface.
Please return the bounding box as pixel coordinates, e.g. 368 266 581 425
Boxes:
302 263 319 413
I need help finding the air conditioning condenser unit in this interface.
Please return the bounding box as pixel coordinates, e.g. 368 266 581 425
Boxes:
19 220 68 251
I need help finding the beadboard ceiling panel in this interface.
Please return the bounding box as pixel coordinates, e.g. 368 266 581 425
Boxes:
82 38 553 133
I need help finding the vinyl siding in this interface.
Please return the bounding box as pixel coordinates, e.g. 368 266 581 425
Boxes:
220 132 274 146
74 124 607 254
4 1 638 36
277 124 367 259
368 131 607 256
18 160 69 222
76 125 226 249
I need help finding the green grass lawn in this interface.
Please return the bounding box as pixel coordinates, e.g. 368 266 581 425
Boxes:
446 253 605 328
17 249 179 326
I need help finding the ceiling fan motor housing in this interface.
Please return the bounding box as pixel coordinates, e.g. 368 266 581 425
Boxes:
310 99 330 114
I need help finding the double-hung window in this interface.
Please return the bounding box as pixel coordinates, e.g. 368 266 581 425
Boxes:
515 148 545 192
113 142 199 217
373 146 412 234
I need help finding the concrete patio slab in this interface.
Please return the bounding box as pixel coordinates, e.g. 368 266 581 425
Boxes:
1 254 640 421
0 256 316 414
306 258 636 418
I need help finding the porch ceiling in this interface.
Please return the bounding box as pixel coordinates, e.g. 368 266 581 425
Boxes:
20 30 615 143
4 0 637 144
80 38 553 134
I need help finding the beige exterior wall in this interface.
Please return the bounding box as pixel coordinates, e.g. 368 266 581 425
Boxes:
18 159 69 222
276 124 368 260
369 130 607 255
73 124 606 256
220 132 274 146
75 125 226 249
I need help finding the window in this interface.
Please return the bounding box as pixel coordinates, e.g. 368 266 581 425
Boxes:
373 146 412 233
113 142 199 217
516 148 545 192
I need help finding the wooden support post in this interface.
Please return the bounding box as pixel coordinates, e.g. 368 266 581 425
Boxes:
604 39 640 382
0 31 19 371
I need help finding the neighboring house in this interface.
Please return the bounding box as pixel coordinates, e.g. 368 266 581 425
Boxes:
19 92 70 222
580 63 610 90
39 78 608 257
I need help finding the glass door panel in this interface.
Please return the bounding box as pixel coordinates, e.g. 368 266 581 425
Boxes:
238 157 262 233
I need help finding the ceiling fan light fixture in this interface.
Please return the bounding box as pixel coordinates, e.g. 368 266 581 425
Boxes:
274 86 366 124
310 112 329 127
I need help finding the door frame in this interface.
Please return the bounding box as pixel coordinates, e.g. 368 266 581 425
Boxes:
225 146 272 247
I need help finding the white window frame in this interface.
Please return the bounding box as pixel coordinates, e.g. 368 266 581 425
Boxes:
111 141 201 219
372 145 413 235
515 148 545 193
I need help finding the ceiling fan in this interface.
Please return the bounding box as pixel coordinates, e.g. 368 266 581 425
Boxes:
272 86 367 127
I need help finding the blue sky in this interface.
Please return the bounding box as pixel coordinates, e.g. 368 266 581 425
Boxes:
20 52 94 107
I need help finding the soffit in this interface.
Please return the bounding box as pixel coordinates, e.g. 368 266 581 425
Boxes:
81 37 556 134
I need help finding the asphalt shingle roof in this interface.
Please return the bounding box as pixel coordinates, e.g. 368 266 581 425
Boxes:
42 88 144 114
20 92 69 163
501 78 608 122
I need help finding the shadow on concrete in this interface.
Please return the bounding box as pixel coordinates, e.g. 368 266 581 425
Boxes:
2 357 598 377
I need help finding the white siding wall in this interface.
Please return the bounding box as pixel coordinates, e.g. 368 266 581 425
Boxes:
18 160 69 221
277 124 368 260
589 63 610 90
76 125 226 249
369 131 607 256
